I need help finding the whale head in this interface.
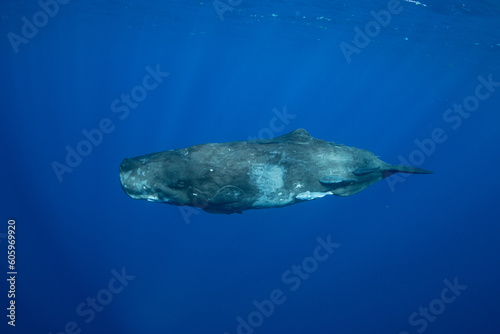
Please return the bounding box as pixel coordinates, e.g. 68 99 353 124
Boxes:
119 152 191 205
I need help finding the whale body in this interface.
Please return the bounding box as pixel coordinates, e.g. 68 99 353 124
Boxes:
119 129 432 214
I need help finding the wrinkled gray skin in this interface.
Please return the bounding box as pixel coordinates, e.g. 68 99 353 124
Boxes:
119 129 432 214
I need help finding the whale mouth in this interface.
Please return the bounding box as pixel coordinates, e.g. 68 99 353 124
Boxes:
119 159 138 196
119 158 177 203
119 158 154 200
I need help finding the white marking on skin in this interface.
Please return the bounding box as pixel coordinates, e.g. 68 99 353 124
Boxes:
132 179 150 192
296 191 333 200
250 164 293 207
122 170 132 180
146 194 159 202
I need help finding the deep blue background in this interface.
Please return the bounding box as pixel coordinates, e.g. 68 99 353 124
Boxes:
1 0 500 333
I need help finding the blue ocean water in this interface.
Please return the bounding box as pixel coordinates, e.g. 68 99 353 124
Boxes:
1 0 500 333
